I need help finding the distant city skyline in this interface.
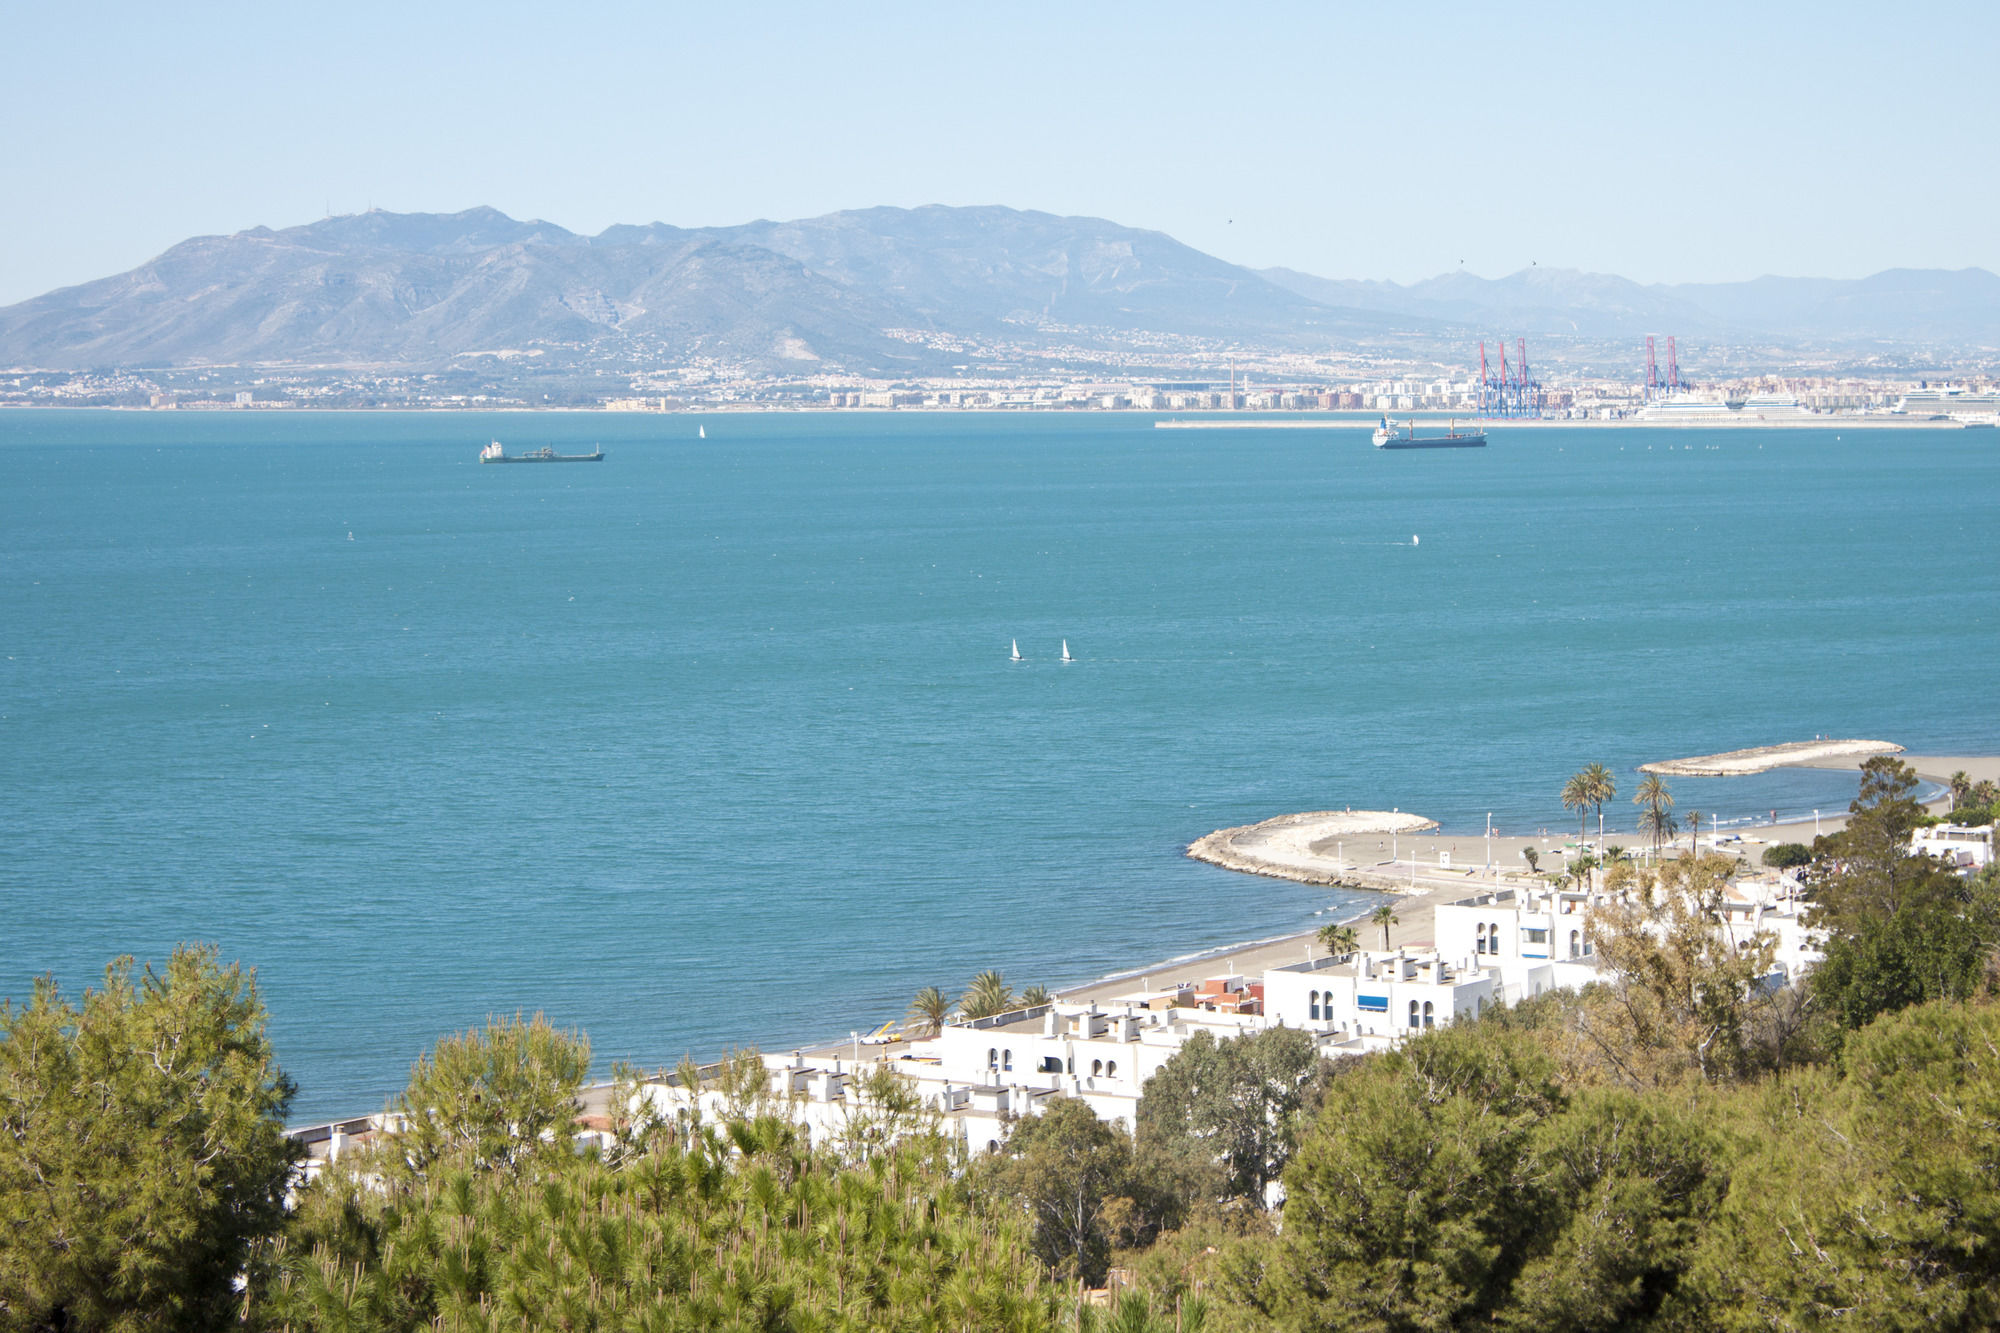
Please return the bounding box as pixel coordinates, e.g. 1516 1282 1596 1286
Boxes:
4 0 1995 308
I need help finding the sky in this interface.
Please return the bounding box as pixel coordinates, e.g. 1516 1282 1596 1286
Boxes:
3 0 1995 307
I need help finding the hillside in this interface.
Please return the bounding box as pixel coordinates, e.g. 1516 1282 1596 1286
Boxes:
0 206 1407 374
5 205 1994 376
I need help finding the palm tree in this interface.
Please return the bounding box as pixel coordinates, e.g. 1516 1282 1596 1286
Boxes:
905 986 953 1037
1580 763 1616 844
1684 808 1703 854
1317 923 1359 957
1561 771 1592 852
1633 773 1673 858
961 969 1014 1020
1019 984 1051 1008
1369 904 1399 951
1637 807 1677 857
1949 771 1971 812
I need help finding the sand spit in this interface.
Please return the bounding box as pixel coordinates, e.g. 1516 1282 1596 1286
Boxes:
1189 810 1438 888
1639 739 1904 777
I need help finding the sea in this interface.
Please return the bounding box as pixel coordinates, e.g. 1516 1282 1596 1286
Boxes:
3 410 1994 1120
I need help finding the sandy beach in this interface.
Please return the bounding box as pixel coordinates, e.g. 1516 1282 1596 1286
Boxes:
1049 747 1997 1014
569 749 2000 1119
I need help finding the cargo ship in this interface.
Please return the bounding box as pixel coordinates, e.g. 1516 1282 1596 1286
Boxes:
1372 416 1487 449
479 441 604 464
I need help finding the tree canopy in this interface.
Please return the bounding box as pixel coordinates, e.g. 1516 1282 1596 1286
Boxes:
0 945 297 1333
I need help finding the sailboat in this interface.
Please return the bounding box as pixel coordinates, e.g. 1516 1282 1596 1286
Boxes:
698 425 706 439
1060 640 1073 663
1010 639 1023 663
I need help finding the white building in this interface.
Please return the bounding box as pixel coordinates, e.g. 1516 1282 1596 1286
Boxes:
1912 823 1995 872
624 861 1833 1157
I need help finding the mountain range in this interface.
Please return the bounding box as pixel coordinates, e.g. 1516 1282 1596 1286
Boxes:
1 205 1995 375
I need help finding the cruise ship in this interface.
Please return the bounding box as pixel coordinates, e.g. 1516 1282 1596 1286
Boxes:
1895 388 2000 420
1372 416 1487 449
1634 393 1815 424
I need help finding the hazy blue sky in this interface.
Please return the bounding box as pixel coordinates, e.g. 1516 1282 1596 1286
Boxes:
4 0 1994 306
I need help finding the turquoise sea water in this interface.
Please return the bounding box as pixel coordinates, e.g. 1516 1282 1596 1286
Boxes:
3 410 1994 1119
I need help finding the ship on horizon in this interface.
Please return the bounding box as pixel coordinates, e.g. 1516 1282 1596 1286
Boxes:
1372 415 1487 449
480 440 604 463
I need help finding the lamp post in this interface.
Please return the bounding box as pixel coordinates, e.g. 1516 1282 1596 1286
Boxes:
1485 813 1493 877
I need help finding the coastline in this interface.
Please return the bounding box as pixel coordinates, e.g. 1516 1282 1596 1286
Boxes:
5 404 1987 430
1051 751 2000 1013
313 748 2000 1130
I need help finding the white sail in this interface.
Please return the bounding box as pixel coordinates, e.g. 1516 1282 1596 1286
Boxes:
1061 639 1073 662
1010 639 1022 661
699 425 706 439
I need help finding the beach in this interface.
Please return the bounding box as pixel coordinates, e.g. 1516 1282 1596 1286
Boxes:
1049 748 2000 1012
402 748 2000 1126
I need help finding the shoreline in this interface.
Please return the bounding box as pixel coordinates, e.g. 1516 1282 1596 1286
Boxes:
1048 750 2000 1013
5 404 1987 431
303 749 2000 1131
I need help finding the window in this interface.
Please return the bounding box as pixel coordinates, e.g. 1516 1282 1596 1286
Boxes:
1423 1001 1435 1029
1489 922 1502 953
1041 1055 1063 1073
1106 1061 1117 1078
1091 1059 1103 1077
1408 1000 1420 1029
1309 989 1321 1020
1525 928 1548 944
987 1048 998 1070
1475 924 1487 954
1002 1048 1012 1071
1569 929 1581 959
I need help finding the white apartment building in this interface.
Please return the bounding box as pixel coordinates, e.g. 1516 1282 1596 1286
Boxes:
1912 823 1995 872
624 864 1830 1157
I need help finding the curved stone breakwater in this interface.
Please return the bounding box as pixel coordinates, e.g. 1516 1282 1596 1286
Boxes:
1188 810 1439 889
1639 739 1903 777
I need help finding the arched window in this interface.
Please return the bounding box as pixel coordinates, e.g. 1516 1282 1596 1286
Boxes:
1002 1048 1013 1071
1423 1001 1435 1028
1091 1059 1103 1077
987 1048 998 1070
1106 1061 1117 1078
1475 924 1487 954
1569 929 1581 959
1309 990 1321 1020
1490 922 1502 954
987 1139 1000 1155
1408 1001 1420 1029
